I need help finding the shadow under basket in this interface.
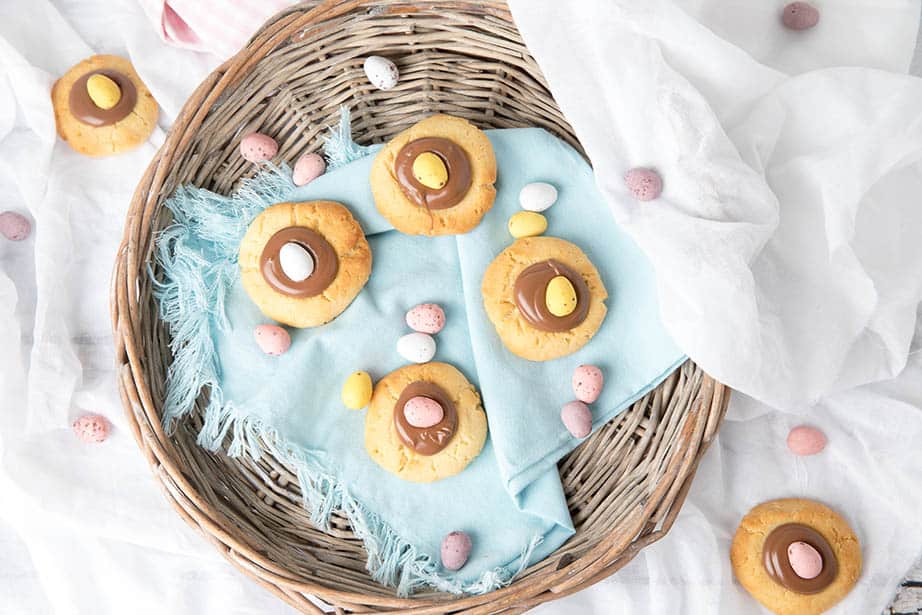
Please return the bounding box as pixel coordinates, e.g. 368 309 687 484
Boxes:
110 1 731 612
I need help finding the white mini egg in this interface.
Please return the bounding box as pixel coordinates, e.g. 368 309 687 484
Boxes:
397 332 436 364
363 56 399 91
279 242 315 282
519 182 558 212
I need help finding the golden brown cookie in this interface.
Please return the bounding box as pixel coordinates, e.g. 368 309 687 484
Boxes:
731 498 861 615
239 201 372 328
369 114 496 236
365 362 487 483
52 55 158 157
482 236 607 362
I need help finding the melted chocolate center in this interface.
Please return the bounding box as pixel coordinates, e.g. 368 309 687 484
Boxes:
259 227 338 298
763 523 838 594
394 137 472 210
393 381 458 456
513 260 590 332
69 70 137 127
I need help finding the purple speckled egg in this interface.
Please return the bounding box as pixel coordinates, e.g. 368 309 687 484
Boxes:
405 303 446 334
403 396 444 428
787 425 826 456
0 211 31 241
240 132 278 163
73 414 110 443
782 2 820 31
572 365 604 404
440 531 472 571
561 401 593 438
293 153 326 186
254 324 291 356
788 541 823 579
624 167 663 201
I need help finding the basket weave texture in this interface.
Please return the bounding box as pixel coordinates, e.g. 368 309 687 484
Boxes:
110 1 730 612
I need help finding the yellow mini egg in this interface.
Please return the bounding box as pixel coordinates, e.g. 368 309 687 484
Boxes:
508 211 547 238
342 371 373 410
545 275 578 317
86 74 122 110
412 152 449 189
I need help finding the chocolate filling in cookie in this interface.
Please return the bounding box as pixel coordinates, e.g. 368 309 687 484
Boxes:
393 381 458 455
394 137 472 210
260 226 338 298
763 524 838 594
69 70 137 127
513 259 590 332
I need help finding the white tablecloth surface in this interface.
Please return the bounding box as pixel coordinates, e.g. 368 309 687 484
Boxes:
1 1 921 614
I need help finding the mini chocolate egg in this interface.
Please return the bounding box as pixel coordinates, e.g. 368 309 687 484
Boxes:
403 396 444 428
561 401 592 438
519 182 558 212
86 73 121 110
787 425 826 456
73 414 109 443
240 132 278 163
545 275 578 317
397 332 436 364
278 241 315 282
0 211 31 241
293 152 326 186
405 303 446 334
787 541 823 579
624 167 663 201
363 55 399 90
342 371 373 410
441 531 472 571
782 2 820 30
508 211 547 238
412 152 449 189
254 324 291 356
572 365 604 403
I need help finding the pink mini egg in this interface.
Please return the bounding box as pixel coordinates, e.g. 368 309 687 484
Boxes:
240 132 278 163
787 425 826 456
572 364 604 403
254 324 291 356
403 396 444 428
561 401 592 438
72 414 109 443
624 167 663 201
782 2 820 31
293 152 326 186
0 211 31 241
405 303 446 334
787 541 823 579
441 531 472 571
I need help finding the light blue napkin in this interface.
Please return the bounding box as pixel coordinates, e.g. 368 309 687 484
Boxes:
155 126 684 595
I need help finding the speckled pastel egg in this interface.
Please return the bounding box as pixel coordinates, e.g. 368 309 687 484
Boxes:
403 396 445 428
0 211 31 241
782 2 820 30
293 152 326 186
786 425 826 456
440 531 472 571
72 414 109 443
561 401 592 438
624 167 663 201
397 332 436 364
787 541 823 579
254 324 291 356
572 365 604 404
405 303 446 334
519 182 558 212
342 371 373 410
240 132 278 163
363 55 399 90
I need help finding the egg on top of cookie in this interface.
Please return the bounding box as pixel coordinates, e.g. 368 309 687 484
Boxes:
52 55 158 157
370 114 497 236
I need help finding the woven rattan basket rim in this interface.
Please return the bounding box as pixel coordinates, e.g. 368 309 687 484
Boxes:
110 1 730 612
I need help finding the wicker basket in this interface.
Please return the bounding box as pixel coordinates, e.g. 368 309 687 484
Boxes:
110 1 730 612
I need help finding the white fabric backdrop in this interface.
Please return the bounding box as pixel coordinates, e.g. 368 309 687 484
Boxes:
0 1 920 614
